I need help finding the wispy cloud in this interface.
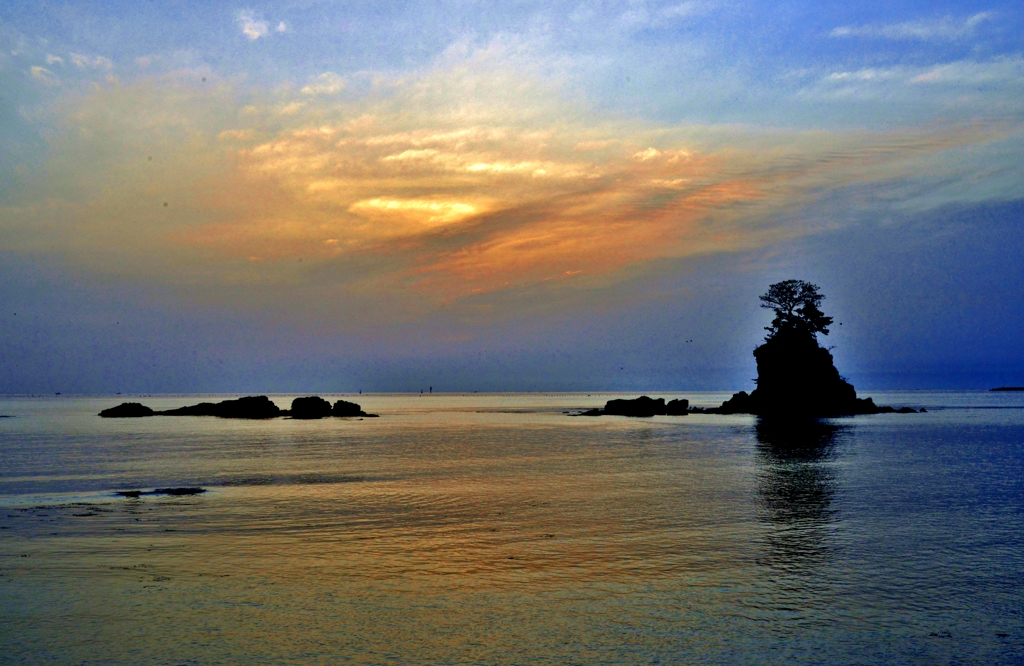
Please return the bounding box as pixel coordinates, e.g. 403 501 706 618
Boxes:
300 72 345 95
660 2 703 20
3 37 1015 315
45 54 63 65
29 65 57 84
617 0 708 31
831 12 995 41
237 10 268 40
69 53 113 69
808 56 1024 100
909 57 1024 85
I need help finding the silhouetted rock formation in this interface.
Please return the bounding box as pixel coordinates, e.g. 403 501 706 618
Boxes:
751 328 878 416
332 399 377 417
665 399 689 415
98 395 378 419
161 395 282 419
991 386 1024 392
606 396 666 417
290 396 333 419
711 328 904 416
578 396 688 417
711 280 918 417
99 402 156 418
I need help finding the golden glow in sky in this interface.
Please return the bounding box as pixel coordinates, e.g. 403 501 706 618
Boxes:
2 2 1023 392
3 38 1005 311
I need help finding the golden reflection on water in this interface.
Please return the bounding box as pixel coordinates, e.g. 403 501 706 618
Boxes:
2 394 1023 663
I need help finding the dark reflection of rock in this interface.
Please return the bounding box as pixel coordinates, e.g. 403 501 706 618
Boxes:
115 487 206 498
755 419 844 572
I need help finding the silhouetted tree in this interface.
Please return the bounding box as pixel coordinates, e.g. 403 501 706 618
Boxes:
760 280 833 340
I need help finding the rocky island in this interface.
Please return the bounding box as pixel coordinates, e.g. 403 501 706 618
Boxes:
99 395 377 419
707 280 918 416
578 396 689 417
579 281 919 418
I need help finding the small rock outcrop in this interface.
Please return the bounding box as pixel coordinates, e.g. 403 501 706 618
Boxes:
665 399 690 415
579 396 689 417
332 399 376 417
99 402 156 418
289 396 333 419
606 396 666 417
99 395 378 419
160 395 282 419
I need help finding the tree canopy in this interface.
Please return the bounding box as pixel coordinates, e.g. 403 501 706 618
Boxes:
759 280 833 340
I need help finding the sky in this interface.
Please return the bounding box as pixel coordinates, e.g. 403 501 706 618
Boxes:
1 1 1022 393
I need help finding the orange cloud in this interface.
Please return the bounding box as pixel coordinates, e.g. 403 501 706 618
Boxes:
1 45 1004 318
176 110 981 300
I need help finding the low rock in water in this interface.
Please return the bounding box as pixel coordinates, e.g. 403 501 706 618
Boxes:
160 396 282 419
333 399 377 417
290 396 333 419
97 395 378 419
99 402 156 418
577 396 689 417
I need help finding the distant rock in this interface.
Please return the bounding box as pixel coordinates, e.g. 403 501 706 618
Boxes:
97 395 378 419
160 396 282 419
156 401 220 417
605 396 666 417
991 386 1024 392
876 405 920 414
577 396 689 417
332 399 378 417
665 398 689 415
289 396 333 419
99 402 156 418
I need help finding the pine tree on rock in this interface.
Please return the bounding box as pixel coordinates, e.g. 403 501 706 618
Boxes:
759 279 833 340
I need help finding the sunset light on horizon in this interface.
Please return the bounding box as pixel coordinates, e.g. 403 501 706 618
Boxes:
3 5 1024 663
2 1 1022 392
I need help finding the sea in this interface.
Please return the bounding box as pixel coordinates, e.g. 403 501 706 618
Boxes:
1 391 1022 665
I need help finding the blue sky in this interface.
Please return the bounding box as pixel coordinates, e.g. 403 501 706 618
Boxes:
1 1 1022 392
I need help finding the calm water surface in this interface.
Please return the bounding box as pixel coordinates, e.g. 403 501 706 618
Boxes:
1 392 1022 664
